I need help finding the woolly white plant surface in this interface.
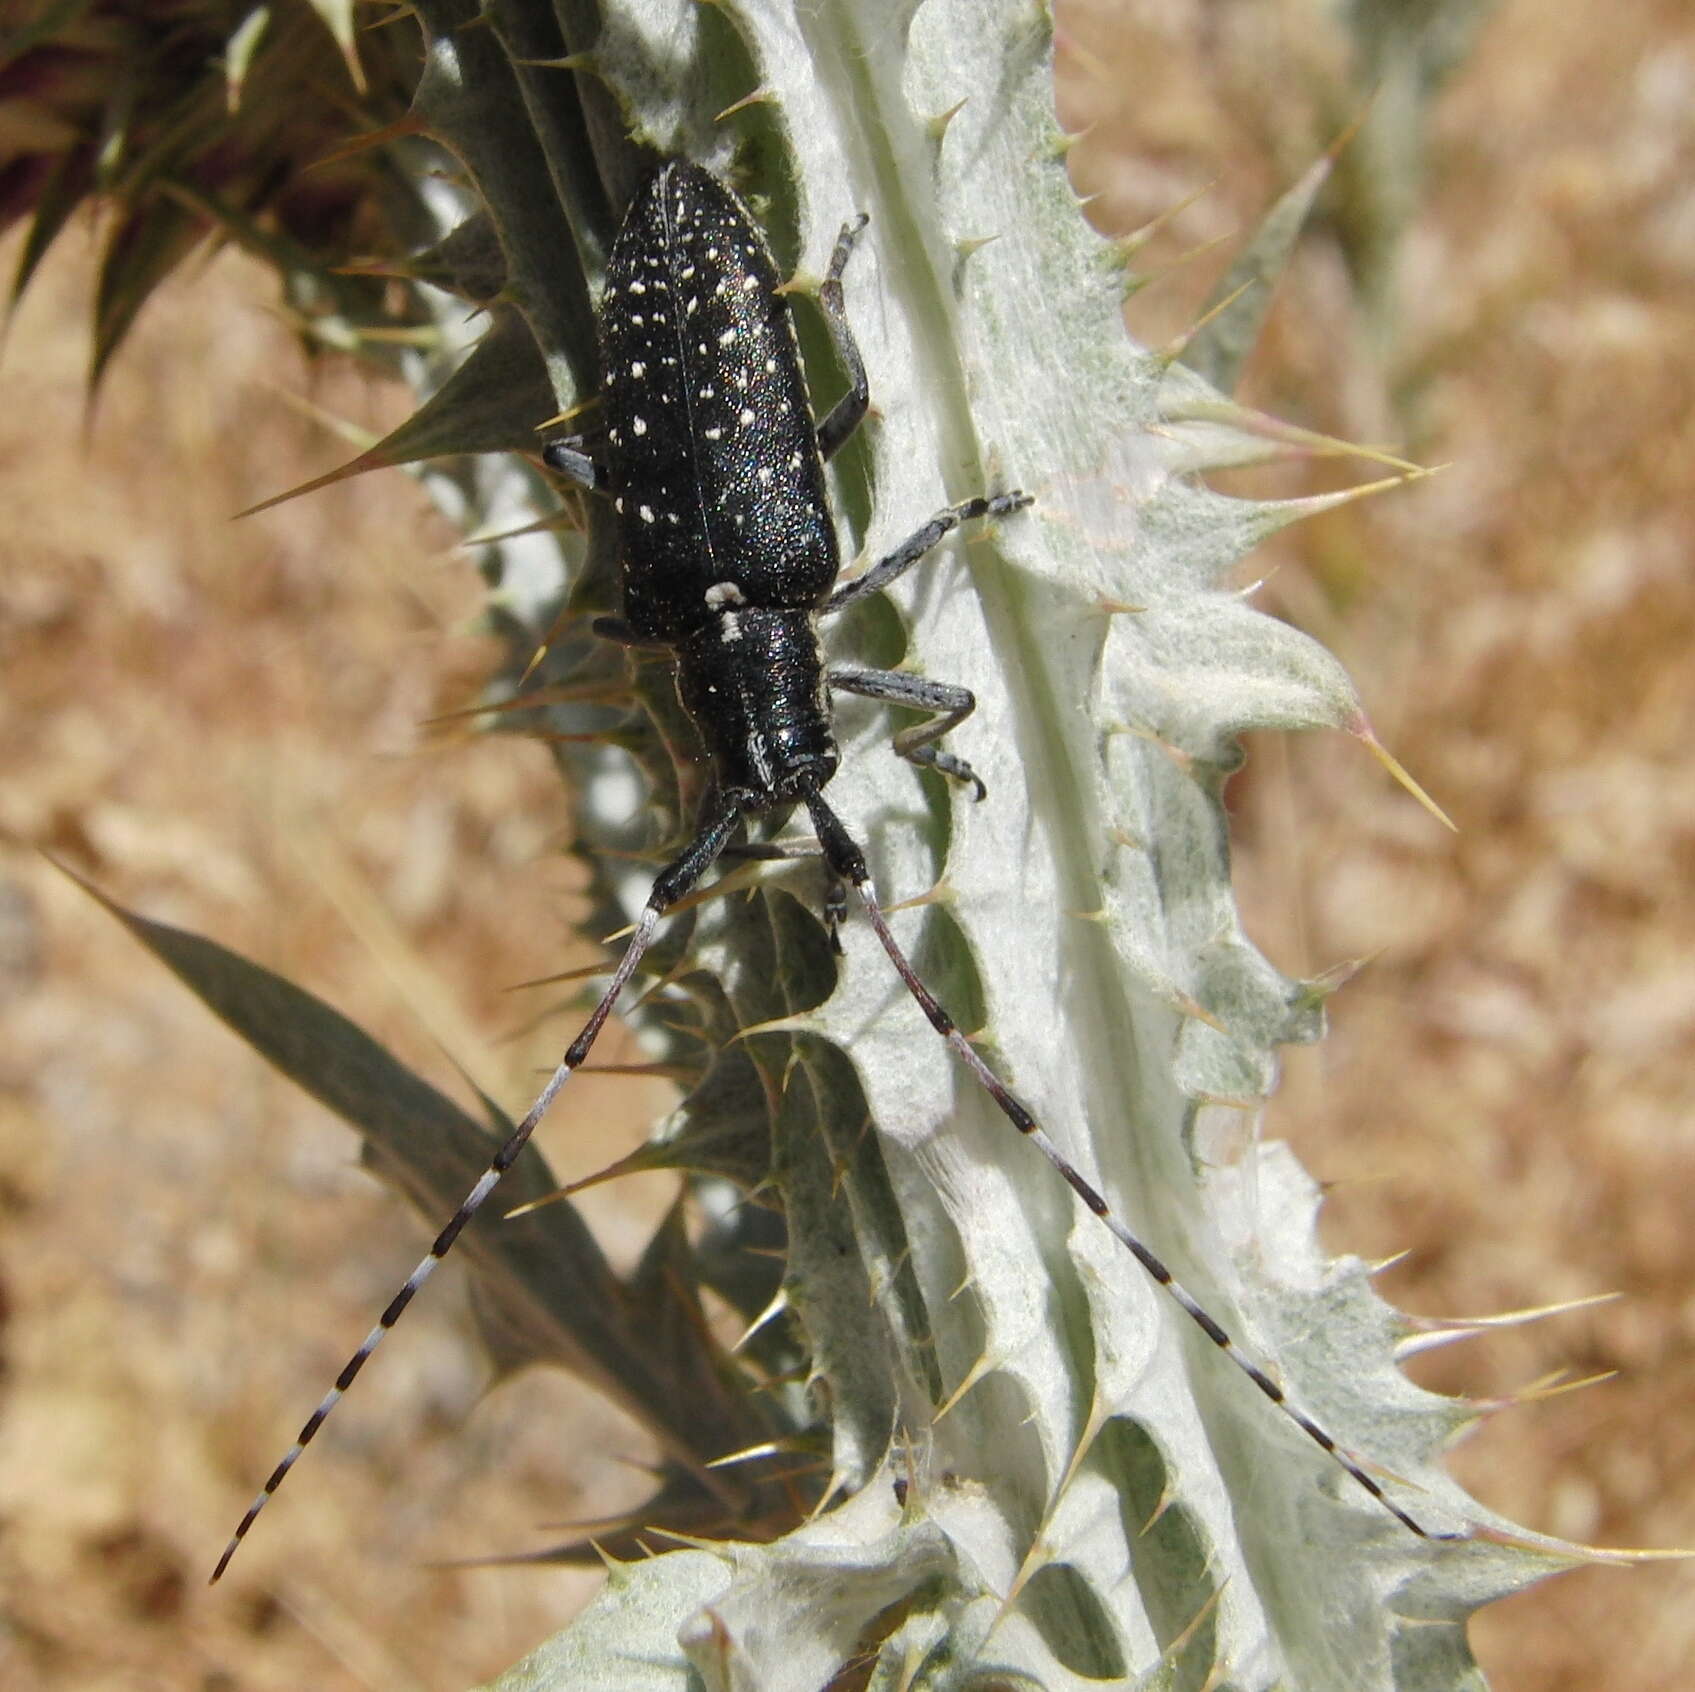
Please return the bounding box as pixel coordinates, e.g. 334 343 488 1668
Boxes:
458 0 1592 1688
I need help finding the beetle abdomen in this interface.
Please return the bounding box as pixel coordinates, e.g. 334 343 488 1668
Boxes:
600 162 839 640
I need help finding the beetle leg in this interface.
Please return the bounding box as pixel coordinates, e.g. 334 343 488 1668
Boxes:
814 215 870 461
827 666 984 800
542 436 605 490
824 490 1029 615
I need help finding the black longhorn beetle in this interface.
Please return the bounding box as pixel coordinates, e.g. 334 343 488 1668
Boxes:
212 159 1439 1581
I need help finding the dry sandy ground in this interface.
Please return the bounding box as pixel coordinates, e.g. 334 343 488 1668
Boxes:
2 2 1693 1688
0 203 677 1690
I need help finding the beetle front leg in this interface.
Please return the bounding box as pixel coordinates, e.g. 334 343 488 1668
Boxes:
827 667 984 801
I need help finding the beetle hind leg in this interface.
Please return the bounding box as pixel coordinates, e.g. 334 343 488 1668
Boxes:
814 215 871 461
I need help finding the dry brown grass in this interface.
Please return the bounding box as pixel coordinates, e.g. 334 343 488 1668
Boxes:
2 2 1692 1687
0 230 674 1688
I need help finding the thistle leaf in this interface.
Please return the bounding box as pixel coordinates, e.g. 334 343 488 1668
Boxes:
239 306 560 516
1180 147 1336 396
63 864 782 1524
456 0 1572 1683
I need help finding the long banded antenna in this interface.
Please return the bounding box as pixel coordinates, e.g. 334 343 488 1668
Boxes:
211 802 741 1582
802 791 1446 1541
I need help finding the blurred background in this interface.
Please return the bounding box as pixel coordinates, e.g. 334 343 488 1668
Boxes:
2 0 1691 1687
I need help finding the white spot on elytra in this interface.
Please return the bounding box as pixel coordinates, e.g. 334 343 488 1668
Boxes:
757 466 773 484
741 275 759 292
720 611 743 644
718 328 737 347
704 581 746 608
704 427 723 440
764 358 778 373
632 417 647 436
630 361 645 378
629 280 646 295
739 408 755 425
639 504 655 523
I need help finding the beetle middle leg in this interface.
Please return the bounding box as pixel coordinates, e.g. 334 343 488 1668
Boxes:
541 436 604 489
823 490 1031 616
828 667 984 800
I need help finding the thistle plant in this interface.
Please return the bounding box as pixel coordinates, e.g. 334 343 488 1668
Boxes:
8 0 1610 1687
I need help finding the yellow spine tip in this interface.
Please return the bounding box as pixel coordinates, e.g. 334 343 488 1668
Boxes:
928 96 970 140
1354 721 1457 831
715 86 775 122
